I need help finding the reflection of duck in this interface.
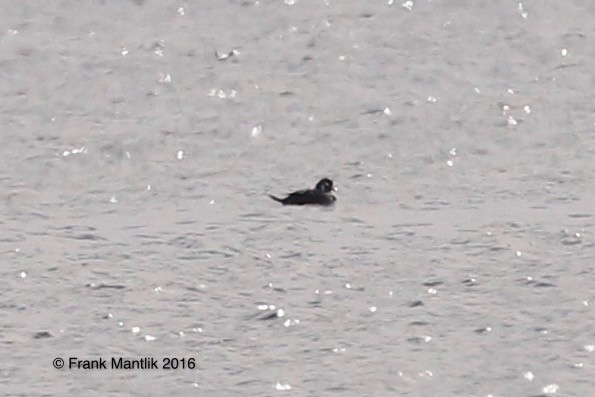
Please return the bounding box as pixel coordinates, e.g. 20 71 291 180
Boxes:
269 178 337 206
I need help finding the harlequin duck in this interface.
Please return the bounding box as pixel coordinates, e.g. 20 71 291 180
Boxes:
269 178 337 206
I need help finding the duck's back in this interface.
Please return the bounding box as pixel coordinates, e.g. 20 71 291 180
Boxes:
279 189 335 205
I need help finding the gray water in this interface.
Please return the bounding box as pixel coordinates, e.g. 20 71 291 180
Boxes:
1 1 594 396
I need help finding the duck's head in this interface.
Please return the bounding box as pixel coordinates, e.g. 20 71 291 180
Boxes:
315 178 335 193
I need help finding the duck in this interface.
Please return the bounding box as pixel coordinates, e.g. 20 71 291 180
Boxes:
269 178 337 206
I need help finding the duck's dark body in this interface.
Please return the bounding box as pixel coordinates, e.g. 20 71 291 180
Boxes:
269 178 336 206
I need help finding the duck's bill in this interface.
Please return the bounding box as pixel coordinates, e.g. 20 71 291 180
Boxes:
333 186 338 192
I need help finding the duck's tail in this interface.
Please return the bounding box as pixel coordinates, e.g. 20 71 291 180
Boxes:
268 195 285 204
